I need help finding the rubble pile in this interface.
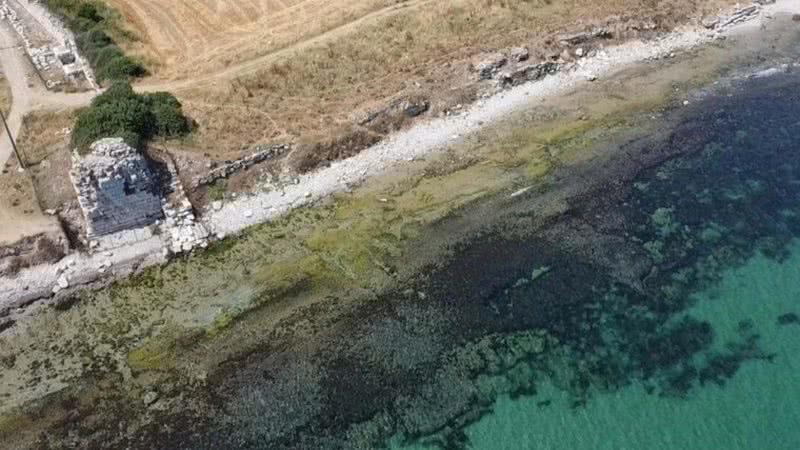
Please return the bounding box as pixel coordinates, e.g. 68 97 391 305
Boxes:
0 0 56 74
160 155 209 254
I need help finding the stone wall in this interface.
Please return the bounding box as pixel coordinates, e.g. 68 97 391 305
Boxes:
197 143 288 187
70 138 163 237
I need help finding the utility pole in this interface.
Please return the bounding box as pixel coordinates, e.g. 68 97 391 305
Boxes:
0 108 25 170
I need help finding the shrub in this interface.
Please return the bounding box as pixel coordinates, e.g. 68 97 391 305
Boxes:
145 92 191 137
92 45 125 69
71 81 190 153
95 53 145 82
76 2 102 23
45 0 145 83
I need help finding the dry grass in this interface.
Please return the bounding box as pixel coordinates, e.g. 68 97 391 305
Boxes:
170 0 731 155
107 0 396 79
0 73 61 246
0 156 60 246
102 0 735 163
15 109 80 212
16 109 78 166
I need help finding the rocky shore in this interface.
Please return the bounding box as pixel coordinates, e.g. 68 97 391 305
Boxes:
3 2 800 447
0 0 794 321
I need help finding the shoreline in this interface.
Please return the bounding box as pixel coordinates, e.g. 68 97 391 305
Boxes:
1 1 797 317
19 54 800 449
3 6 800 445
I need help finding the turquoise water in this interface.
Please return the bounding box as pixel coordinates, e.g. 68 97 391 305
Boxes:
142 65 800 449
466 244 800 450
385 70 800 450
395 242 800 450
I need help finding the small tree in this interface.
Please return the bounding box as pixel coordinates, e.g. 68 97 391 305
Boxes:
145 92 190 137
71 81 190 153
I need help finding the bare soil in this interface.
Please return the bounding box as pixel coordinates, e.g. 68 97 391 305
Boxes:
14 109 83 238
0 156 61 245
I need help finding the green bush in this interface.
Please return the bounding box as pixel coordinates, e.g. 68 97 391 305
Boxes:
71 82 190 153
44 0 145 83
96 53 145 81
145 92 191 137
76 2 102 22
91 45 125 70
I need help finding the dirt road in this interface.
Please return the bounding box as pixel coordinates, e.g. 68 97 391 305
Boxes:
0 22 96 166
0 22 32 166
0 21 95 245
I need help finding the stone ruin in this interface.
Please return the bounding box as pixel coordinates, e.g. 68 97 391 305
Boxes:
70 138 164 238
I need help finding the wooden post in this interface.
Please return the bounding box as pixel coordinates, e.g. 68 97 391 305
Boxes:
0 109 25 170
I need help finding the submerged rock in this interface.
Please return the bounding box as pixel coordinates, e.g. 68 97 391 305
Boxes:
777 312 799 326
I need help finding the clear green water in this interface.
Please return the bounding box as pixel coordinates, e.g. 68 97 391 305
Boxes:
396 241 800 450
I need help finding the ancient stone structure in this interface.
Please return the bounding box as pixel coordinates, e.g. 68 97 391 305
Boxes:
156 151 210 253
70 138 164 238
197 143 289 187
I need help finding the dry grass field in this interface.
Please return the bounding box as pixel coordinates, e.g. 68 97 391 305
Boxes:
108 0 397 78
111 0 733 160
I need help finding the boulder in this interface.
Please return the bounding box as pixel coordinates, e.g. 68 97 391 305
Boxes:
403 100 430 118
499 62 560 87
510 47 529 62
557 27 611 46
56 274 69 289
474 52 508 80
143 391 159 406
701 17 720 29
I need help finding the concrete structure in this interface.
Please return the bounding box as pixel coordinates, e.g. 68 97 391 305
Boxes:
70 138 164 237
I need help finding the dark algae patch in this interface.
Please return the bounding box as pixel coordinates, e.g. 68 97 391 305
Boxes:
219 71 800 448
777 312 799 326
52 69 800 449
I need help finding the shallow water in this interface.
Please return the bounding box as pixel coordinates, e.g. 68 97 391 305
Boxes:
401 244 800 450
5 24 800 450
386 70 800 450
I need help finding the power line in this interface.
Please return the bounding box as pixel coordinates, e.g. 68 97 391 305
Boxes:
0 108 25 170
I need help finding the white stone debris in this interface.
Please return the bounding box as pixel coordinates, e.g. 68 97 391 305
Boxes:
159 151 210 255
55 274 69 290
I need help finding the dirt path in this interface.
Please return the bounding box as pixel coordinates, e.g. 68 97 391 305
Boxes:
0 20 94 245
0 21 32 165
0 21 95 166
